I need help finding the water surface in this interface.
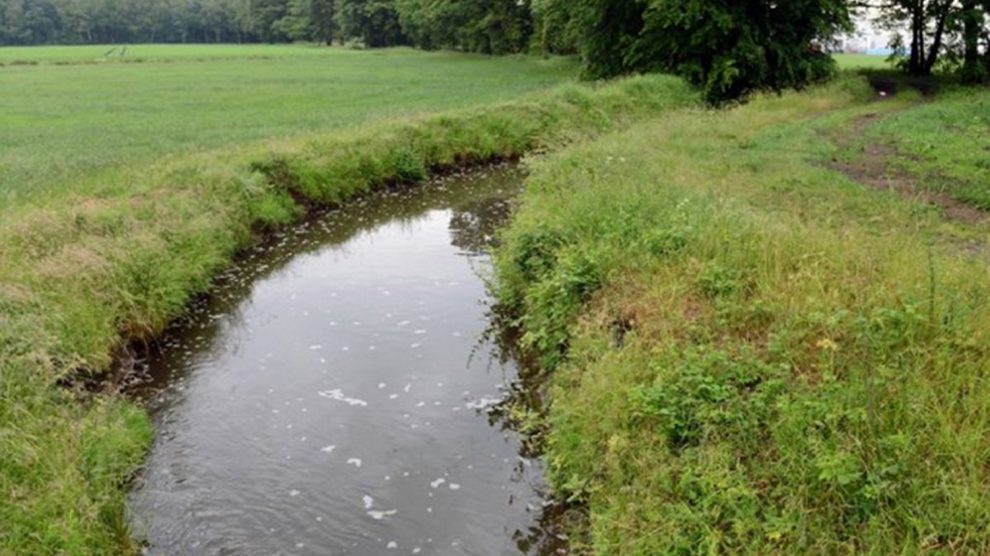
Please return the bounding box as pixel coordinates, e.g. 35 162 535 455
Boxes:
128 166 561 555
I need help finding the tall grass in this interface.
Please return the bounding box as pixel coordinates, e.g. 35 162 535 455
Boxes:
494 76 990 553
0 73 697 555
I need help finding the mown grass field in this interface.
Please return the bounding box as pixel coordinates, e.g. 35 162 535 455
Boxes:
494 79 990 552
834 53 895 69
0 43 349 62
0 45 577 204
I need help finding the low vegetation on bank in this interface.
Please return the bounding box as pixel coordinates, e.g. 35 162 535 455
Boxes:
494 78 990 553
0 73 695 554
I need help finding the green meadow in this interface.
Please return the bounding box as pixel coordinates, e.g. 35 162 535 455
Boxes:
0 45 577 204
833 53 896 69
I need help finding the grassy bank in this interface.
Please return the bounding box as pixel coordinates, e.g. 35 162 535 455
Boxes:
494 77 990 553
0 45 577 203
0 74 696 554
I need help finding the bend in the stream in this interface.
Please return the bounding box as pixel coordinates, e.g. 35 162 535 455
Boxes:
127 165 568 555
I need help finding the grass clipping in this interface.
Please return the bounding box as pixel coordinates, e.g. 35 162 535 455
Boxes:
0 74 696 555
494 76 990 553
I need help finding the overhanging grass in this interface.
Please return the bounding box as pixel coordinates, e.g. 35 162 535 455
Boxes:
494 76 990 553
0 73 697 555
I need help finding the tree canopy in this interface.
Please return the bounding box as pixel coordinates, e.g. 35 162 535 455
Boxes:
569 0 850 101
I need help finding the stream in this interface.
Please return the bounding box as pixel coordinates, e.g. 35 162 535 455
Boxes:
127 165 563 555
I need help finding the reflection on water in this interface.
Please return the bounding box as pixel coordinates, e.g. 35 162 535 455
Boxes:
127 165 567 555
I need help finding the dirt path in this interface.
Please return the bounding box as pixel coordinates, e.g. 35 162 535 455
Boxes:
827 108 988 225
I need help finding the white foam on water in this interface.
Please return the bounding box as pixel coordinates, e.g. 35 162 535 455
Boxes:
465 396 502 410
318 389 368 407
389 394 399 400
449 483 461 491
378 383 387 389
429 478 445 488
309 345 323 350
289 490 300 497
320 445 336 453
347 458 363 468
387 541 398 549
363 495 374 509
404 384 412 393
367 509 397 520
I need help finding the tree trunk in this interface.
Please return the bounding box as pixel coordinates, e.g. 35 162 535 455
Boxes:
961 0 986 82
909 2 924 75
923 0 951 74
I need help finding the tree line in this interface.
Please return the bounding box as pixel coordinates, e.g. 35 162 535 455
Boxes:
2 0 988 100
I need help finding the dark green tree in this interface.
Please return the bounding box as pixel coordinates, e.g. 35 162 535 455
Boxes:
393 0 532 54
335 0 405 47
959 0 988 82
568 0 850 103
310 0 336 44
530 0 580 55
274 0 334 42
